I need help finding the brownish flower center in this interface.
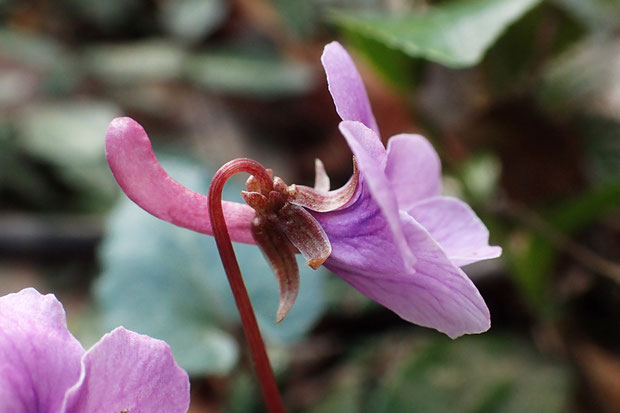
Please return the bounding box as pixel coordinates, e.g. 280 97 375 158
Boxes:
240 158 358 322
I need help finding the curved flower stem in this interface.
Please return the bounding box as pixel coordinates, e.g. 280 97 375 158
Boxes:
208 158 285 413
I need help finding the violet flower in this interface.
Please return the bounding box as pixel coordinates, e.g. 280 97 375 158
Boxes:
105 41 500 339
0 288 190 412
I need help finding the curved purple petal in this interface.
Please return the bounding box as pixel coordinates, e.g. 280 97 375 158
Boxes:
385 133 442 210
318 188 490 337
106 117 256 244
408 196 502 267
322 42 380 135
0 288 84 413
338 121 416 268
61 327 190 413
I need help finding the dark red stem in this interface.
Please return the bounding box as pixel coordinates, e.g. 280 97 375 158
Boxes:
208 158 285 413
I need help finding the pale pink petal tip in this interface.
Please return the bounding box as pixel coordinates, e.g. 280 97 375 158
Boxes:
105 117 256 244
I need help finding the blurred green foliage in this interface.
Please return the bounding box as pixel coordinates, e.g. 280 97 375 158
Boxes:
311 334 570 413
186 50 316 98
160 0 229 43
333 0 541 68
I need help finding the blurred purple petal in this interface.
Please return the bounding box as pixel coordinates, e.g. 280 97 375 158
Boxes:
0 288 84 413
409 197 502 267
62 327 190 413
106 117 256 244
321 42 380 135
385 134 442 210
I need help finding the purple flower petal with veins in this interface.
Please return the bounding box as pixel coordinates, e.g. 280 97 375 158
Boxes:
318 42 501 337
0 288 190 412
105 41 501 338
315 122 492 338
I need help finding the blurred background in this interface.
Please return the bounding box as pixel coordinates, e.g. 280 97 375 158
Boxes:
1 0 619 411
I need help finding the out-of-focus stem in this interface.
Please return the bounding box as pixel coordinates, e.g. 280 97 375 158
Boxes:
208 158 285 413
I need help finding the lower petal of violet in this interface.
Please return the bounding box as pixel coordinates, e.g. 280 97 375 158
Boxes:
316 184 490 339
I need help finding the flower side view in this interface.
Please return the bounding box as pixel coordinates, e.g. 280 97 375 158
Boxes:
105 41 501 339
0 288 190 413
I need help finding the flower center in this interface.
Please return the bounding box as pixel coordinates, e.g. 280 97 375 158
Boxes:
239 158 358 322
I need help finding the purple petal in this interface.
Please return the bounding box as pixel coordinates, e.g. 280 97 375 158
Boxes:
61 327 190 413
0 288 84 413
408 196 502 267
338 121 416 267
385 133 442 210
317 182 409 278
322 42 380 135
106 117 256 244
320 196 490 337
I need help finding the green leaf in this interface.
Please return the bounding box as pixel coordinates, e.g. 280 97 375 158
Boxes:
160 0 229 43
580 117 620 185
548 178 620 232
507 231 556 311
0 29 79 96
185 50 315 98
332 0 542 68
274 0 319 38
343 28 420 89
0 28 65 69
64 0 142 30
94 157 327 375
0 121 55 206
14 101 120 207
85 40 187 85
15 101 120 166
482 3 582 98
